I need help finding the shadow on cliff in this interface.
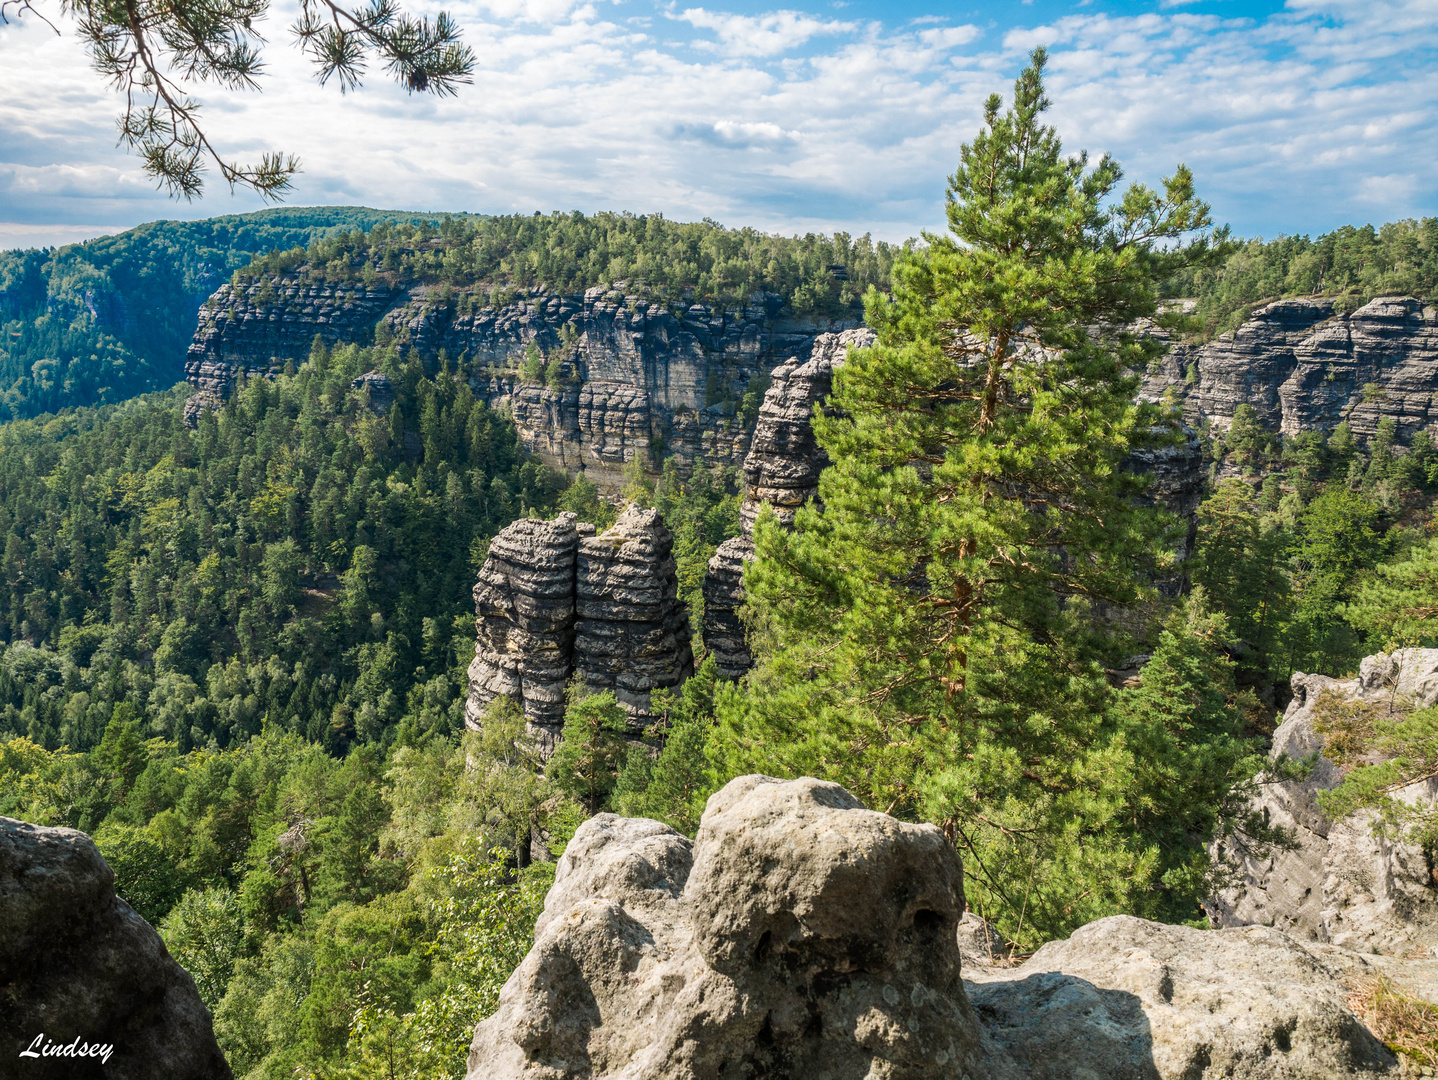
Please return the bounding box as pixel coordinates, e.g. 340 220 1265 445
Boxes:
966 971 1164 1080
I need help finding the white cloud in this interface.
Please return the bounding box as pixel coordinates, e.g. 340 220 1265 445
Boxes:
0 0 1433 243
676 8 858 57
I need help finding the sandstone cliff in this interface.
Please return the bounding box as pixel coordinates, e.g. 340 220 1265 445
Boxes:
701 328 877 681
466 774 1408 1080
466 507 693 747
1140 296 1438 440
1207 648 1438 956
0 816 232 1080
185 279 856 486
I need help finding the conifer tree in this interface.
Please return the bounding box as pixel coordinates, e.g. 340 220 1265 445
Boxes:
714 49 1229 940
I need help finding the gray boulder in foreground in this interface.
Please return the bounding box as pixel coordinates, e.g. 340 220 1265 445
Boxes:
469 775 1405 1080
1208 649 1438 955
468 774 1014 1080
966 916 1398 1079
0 816 231 1080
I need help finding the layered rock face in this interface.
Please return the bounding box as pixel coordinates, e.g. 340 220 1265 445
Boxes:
737 327 875 535
185 279 856 481
575 507 694 714
468 776 1405 1080
701 328 876 679
184 281 401 415
466 508 693 746
1140 296 1438 440
0 816 232 1080
1207 649 1438 955
467 775 1011 1080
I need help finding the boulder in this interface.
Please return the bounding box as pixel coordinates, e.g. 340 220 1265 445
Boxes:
966 915 1399 1079
1207 649 1438 955
467 775 1014 1080
468 776 1409 1079
0 816 231 1080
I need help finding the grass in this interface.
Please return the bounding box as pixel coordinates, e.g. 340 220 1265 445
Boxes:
1348 974 1438 1068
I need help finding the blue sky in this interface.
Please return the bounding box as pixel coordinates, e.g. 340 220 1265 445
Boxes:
0 0 1433 248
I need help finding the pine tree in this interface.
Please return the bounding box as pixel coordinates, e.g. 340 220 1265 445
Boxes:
713 49 1227 942
548 689 629 814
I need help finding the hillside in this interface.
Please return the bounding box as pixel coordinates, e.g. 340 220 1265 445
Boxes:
0 208 464 420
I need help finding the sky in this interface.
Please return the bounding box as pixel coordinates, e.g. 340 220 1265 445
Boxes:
0 0 1434 250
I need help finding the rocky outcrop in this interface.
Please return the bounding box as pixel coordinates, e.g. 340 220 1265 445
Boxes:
575 507 694 714
0 816 232 1080
185 278 856 479
737 327 876 535
699 329 875 677
699 324 1206 675
352 370 395 414
1140 296 1438 442
467 775 1013 1080
467 514 585 736
466 508 693 746
467 775 1407 1080
700 536 754 681
967 915 1399 1079
183 281 401 423
1207 649 1438 955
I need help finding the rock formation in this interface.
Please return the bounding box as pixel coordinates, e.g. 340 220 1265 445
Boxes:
466 508 693 746
0 815 232 1080
1207 649 1438 955
700 325 1206 677
467 775 1013 1080
700 537 754 681
184 279 857 482
737 328 875 535
575 507 695 714
467 775 1407 1080
700 328 877 679
967 915 1400 1079
1139 296 1438 441
467 514 585 736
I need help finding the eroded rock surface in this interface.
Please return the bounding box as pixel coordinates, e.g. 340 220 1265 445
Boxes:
575 506 695 714
1207 649 1438 955
700 536 754 682
0 816 232 1080
700 329 874 679
966 915 1398 1079
1139 296 1438 441
469 777 1408 1080
466 508 692 745
185 280 855 479
467 775 1012 1080
738 327 876 535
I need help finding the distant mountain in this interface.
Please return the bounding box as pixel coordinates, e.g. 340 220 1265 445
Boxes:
0 207 461 421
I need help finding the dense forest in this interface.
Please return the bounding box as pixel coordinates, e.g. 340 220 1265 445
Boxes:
3 57 1438 1078
0 208 447 421
1164 216 1438 337
229 211 908 318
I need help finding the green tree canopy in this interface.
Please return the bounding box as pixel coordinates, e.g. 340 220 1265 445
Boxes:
713 48 1234 942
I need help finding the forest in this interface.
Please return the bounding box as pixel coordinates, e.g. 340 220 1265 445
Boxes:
0 208 448 421
2 54 1438 1080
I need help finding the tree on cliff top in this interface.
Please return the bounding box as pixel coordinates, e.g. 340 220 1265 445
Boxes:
714 49 1241 939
